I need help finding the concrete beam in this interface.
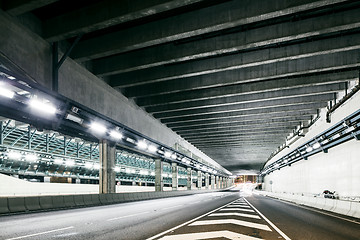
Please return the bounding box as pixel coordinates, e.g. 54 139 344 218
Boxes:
72 0 350 61
154 94 334 119
169 114 312 129
161 103 323 124
124 51 359 98
2 0 58 16
43 0 209 42
185 130 291 141
136 71 356 107
111 33 360 88
145 83 345 114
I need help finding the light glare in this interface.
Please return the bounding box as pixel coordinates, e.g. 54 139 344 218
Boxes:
90 122 107 134
8 151 22 160
29 99 56 115
25 154 37 162
0 83 15 99
137 141 148 149
110 130 123 139
148 145 157 153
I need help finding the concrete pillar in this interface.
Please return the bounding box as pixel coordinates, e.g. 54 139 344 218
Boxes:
44 176 51 183
205 173 209 189
172 162 178 191
76 178 80 184
155 159 163 192
99 140 116 194
187 167 192 190
216 176 220 189
220 177 223 189
211 175 215 189
197 171 202 190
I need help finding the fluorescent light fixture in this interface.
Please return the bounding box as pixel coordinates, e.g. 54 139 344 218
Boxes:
0 83 15 99
275 164 280 168
181 157 187 163
164 152 172 158
140 170 147 175
126 137 136 144
295 153 300 157
306 146 313 153
151 171 155 176
89 122 107 134
158 150 164 155
196 164 200 168
85 162 93 168
54 158 63 164
8 151 22 160
93 164 100 170
25 154 37 162
137 140 148 149
7 76 16 80
65 113 83 124
125 168 131 173
283 159 288 163
115 166 120 172
110 130 123 140
66 159 75 166
171 154 177 160
313 142 321 149
29 98 56 115
131 169 136 174
148 145 157 153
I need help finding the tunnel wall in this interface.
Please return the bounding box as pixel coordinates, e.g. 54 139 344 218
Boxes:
263 90 360 198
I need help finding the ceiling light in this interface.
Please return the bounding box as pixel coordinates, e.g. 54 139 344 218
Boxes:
140 170 147 175
8 151 22 160
181 157 187 163
25 154 37 162
7 76 15 80
137 140 148 149
115 166 120 172
66 159 75 166
54 158 63 165
85 162 93 168
313 142 321 149
65 113 83 124
93 164 100 170
0 83 15 99
110 130 123 140
164 152 172 158
171 154 177 159
89 122 107 134
306 146 313 153
29 98 56 115
148 145 157 153
151 171 155 176
126 137 136 144
125 168 131 173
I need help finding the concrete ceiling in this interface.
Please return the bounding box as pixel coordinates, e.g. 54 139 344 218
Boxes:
3 0 359 174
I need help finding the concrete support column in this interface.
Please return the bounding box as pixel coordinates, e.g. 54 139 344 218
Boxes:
205 173 209 189
172 162 178 191
155 159 163 192
99 140 116 194
216 176 220 189
187 167 192 190
220 177 224 189
197 171 202 190
211 175 215 189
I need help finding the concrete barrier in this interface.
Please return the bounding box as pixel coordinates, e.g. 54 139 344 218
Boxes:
91 194 100 206
52 195 65 209
74 195 85 207
83 194 93 206
323 199 335 211
39 196 53 210
0 198 9 214
63 195 76 208
333 200 351 215
8 197 26 213
349 202 360 218
25 196 41 211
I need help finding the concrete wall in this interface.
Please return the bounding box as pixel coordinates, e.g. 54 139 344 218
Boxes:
0 9 226 172
263 90 360 197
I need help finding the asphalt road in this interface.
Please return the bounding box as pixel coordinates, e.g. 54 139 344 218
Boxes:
0 189 359 240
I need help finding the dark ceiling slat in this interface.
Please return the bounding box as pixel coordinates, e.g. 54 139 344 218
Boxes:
3 0 58 16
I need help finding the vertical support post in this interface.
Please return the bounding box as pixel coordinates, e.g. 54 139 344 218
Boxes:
63 136 66 155
0 121 3 146
45 134 49 153
211 175 215 189
187 167 192 190
172 162 178 191
89 144 92 160
216 176 220 189
155 159 163 192
28 126 31 150
76 142 80 158
99 139 116 194
205 173 209 189
197 171 202 190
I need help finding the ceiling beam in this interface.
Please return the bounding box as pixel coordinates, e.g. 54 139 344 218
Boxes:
71 0 348 61
136 71 356 107
2 0 58 16
43 0 210 42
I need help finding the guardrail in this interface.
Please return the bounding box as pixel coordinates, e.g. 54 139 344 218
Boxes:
255 191 360 219
0 188 231 215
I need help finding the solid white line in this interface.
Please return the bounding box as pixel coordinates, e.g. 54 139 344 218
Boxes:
227 204 251 208
209 212 260 219
219 208 254 212
244 198 291 240
189 219 272 231
6 226 74 240
107 211 150 221
146 198 241 240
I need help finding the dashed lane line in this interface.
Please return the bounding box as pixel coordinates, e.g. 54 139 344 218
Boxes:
209 212 261 219
158 230 261 240
5 226 75 240
244 198 292 240
189 219 272 231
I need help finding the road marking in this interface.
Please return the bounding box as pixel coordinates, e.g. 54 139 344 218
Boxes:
107 211 150 221
189 219 272 231
158 230 261 240
244 198 291 240
209 212 261 219
5 226 74 240
220 208 255 212
146 198 241 240
227 204 251 208
162 205 184 210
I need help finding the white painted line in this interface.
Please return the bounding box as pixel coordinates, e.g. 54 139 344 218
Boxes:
6 226 74 240
107 211 150 221
209 212 260 219
227 204 251 208
146 198 241 240
189 219 272 231
158 230 261 240
162 205 184 210
220 208 254 212
244 198 291 240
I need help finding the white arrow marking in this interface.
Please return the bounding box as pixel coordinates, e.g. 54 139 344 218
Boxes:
220 208 254 212
158 230 262 240
209 212 260 219
189 219 271 231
